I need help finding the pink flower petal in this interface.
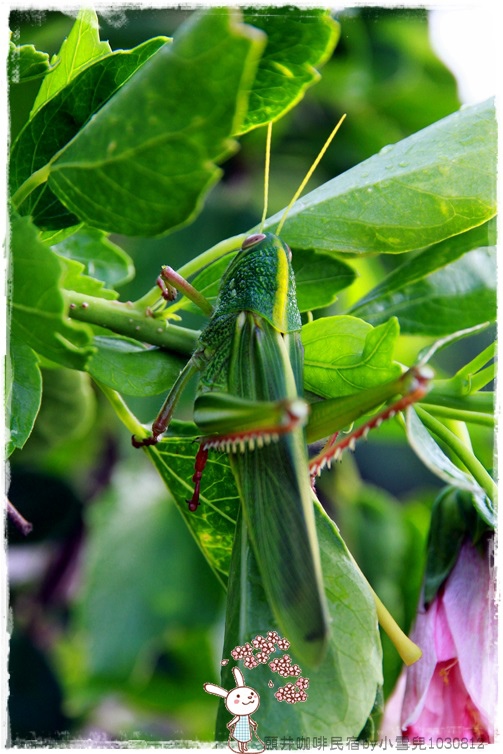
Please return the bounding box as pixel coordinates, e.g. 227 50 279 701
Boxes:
442 540 496 734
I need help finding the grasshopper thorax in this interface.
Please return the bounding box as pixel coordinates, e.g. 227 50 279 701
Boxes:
214 232 301 334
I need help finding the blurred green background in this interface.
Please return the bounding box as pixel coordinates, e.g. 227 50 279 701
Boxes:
7 6 493 745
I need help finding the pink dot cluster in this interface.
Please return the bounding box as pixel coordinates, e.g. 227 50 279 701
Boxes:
224 631 310 704
275 681 309 704
230 643 253 660
269 654 301 678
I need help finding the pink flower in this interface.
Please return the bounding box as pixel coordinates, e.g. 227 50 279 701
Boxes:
385 540 496 743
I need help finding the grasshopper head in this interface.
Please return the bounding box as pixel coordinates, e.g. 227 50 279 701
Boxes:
215 232 301 334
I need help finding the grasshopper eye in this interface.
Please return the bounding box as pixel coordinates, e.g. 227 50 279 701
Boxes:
242 233 266 249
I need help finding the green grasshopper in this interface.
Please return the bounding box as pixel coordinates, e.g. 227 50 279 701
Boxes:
133 122 430 667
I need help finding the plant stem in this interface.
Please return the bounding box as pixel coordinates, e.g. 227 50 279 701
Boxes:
372 591 422 666
456 342 495 381
422 387 493 414
421 404 494 427
178 233 246 278
346 549 422 665
96 381 148 438
415 406 497 502
6 499 33 536
469 365 496 392
63 290 199 355
11 163 51 209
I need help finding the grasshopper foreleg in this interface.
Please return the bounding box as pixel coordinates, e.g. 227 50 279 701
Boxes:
132 354 202 448
186 395 308 511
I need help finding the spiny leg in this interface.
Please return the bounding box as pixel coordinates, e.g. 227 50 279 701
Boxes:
309 366 432 478
186 398 308 512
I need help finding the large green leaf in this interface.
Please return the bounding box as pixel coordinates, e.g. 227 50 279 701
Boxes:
144 428 382 737
9 214 94 369
45 9 266 236
263 99 496 255
216 502 382 740
31 8 112 114
147 433 240 585
5 342 42 457
11 37 168 230
302 316 401 399
240 8 340 132
87 336 187 397
294 248 356 312
350 222 496 334
359 248 495 335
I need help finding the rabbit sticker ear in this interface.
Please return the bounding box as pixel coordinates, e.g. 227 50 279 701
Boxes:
203 682 228 698
232 667 245 687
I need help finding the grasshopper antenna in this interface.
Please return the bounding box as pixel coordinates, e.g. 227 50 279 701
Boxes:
259 121 273 233
275 113 347 236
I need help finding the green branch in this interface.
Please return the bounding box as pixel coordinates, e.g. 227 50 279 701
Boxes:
421 404 494 427
422 387 493 414
415 406 497 502
178 233 246 277
63 290 199 355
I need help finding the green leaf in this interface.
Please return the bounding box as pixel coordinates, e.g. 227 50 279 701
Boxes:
5 342 42 456
58 256 118 300
302 316 401 399
53 228 135 288
9 213 94 369
8 41 52 83
38 225 83 246
263 99 497 255
240 8 340 132
327 480 428 699
350 223 496 335
294 249 356 312
31 8 112 114
360 248 495 336
45 9 266 236
217 500 382 739
87 336 187 397
28 368 97 449
11 37 169 230
147 435 240 585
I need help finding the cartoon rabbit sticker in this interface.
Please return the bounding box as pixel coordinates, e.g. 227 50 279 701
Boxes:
204 666 265 753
